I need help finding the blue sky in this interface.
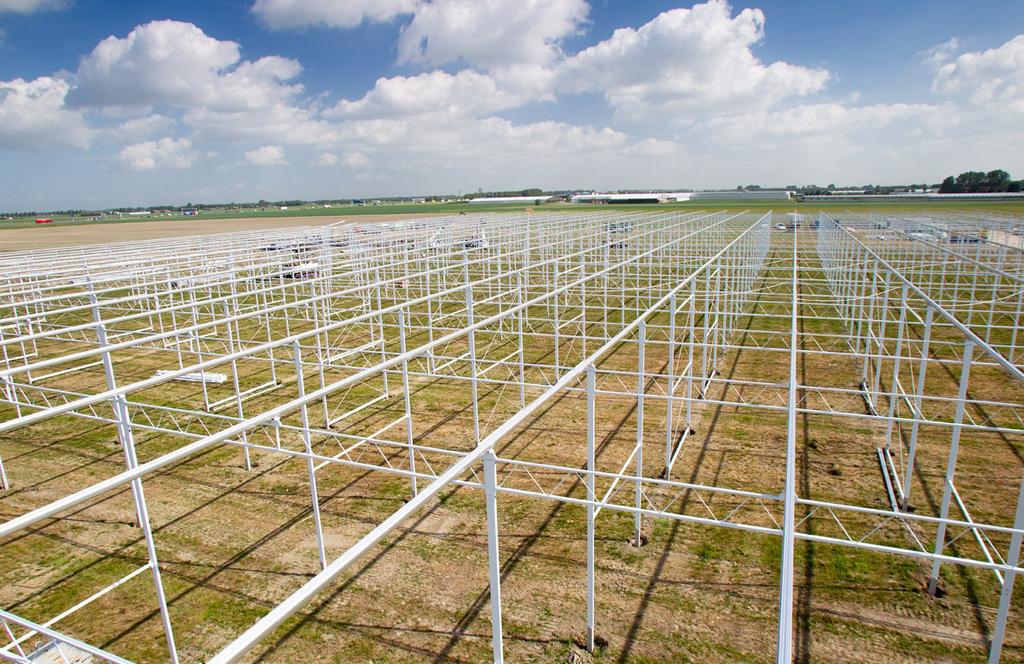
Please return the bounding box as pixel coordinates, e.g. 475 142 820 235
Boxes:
0 0 1022 210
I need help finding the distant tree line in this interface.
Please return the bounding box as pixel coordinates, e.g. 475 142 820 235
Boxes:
465 188 546 199
11 173 1024 218
939 169 1023 193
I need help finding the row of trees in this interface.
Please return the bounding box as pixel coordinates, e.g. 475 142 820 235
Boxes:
939 170 1023 193
465 188 546 199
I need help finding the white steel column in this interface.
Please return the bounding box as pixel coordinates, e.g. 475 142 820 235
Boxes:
291 341 327 570
776 226 799 664
664 292 677 475
585 363 597 653
634 321 646 547
397 309 418 496
928 340 974 595
901 305 934 508
89 291 180 664
483 450 504 664
465 285 481 443
988 475 1024 663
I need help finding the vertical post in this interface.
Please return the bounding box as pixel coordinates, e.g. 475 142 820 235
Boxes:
224 303 252 471
517 272 527 408
984 262 1001 345
928 340 974 595
425 268 436 374
0 374 11 489
1009 287 1023 364
883 285 909 450
634 322 646 547
711 267 722 370
553 261 561 380
465 285 480 442
902 306 933 507
603 227 610 339
664 292 677 475
89 293 180 664
397 309 418 497
0 436 8 490
291 341 327 570
262 288 278 387
871 271 892 398
375 264 389 395
1 319 24 420
686 278 697 427
860 265 878 386
585 364 597 653
989 474 1024 663
580 252 588 357
701 270 711 388
776 225 799 664
483 450 504 664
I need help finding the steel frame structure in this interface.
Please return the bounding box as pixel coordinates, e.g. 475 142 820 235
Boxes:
0 209 1022 662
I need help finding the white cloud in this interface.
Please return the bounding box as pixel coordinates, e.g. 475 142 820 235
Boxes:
319 115 690 196
69 21 241 108
620 138 680 157
315 152 338 166
0 76 92 149
558 0 829 122
114 114 176 140
397 0 588 69
64 20 336 146
705 102 943 143
933 34 1024 106
343 152 369 167
252 0 415 29
920 37 960 67
68 20 304 111
332 115 629 168
118 137 196 170
329 70 525 119
246 144 287 165
0 0 65 13
184 103 336 145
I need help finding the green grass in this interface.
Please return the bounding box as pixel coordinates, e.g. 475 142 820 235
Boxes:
2 199 1022 231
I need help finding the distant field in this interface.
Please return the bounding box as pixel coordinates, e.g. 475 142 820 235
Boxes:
2 202 511 229
1 200 1022 252
0 213 422 252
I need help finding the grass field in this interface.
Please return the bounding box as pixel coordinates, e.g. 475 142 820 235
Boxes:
2 198 1023 228
2 200 1022 253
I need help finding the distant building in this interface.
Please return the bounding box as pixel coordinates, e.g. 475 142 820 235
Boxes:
690 190 792 201
572 193 667 204
572 190 791 204
468 196 556 205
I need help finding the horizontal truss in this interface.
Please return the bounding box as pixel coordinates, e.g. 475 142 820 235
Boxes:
0 209 1022 663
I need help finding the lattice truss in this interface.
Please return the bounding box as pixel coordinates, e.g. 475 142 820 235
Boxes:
0 209 1022 663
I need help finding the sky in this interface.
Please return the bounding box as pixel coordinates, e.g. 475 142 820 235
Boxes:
0 0 1022 210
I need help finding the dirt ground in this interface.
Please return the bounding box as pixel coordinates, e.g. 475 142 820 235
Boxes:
0 229 1021 662
0 214 431 252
